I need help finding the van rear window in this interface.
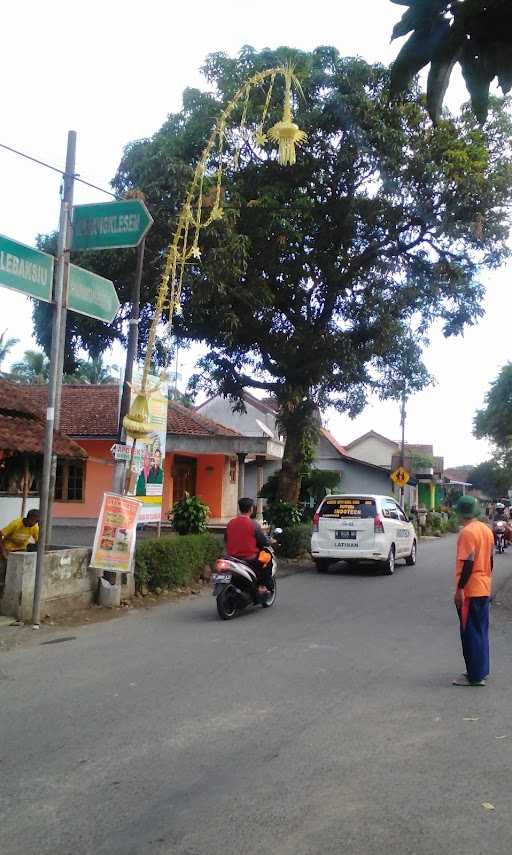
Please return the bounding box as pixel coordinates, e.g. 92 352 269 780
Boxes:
319 497 376 519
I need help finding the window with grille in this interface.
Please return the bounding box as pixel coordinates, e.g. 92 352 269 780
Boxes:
55 460 85 502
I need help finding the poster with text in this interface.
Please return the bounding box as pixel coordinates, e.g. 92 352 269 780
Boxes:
91 493 141 573
125 370 168 524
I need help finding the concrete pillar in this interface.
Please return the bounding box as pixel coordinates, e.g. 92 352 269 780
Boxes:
237 453 247 500
256 455 265 522
429 481 436 511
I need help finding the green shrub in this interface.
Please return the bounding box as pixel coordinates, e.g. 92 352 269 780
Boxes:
277 523 312 558
170 493 209 534
263 500 302 529
135 533 221 591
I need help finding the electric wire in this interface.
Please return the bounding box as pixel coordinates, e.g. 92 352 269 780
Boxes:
0 141 118 199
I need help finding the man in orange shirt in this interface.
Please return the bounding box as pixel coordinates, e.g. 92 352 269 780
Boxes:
452 496 494 687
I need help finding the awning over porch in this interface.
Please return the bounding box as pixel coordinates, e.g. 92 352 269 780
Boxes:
166 432 283 459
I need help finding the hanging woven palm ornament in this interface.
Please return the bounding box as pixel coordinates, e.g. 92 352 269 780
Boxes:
123 390 154 441
268 69 306 166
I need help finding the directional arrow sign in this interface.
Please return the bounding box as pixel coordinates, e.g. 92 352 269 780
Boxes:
0 233 53 302
71 199 153 251
68 264 120 323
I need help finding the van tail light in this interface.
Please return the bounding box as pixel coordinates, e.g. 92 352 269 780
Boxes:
312 513 320 533
374 514 385 534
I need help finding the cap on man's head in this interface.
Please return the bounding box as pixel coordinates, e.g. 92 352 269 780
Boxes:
455 495 479 519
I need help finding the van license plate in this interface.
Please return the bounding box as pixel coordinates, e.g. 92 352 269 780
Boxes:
335 531 357 540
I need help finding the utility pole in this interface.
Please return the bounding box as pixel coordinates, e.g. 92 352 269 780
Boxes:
32 131 76 627
399 390 406 507
45 143 77 547
113 236 145 494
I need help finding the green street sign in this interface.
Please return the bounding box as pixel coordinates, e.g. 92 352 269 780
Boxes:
71 199 153 251
0 233 53 302
68 264 120 323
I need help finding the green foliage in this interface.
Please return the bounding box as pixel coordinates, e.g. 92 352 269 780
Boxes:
474 363 512 449
0 330 19 370
260 467 341 507
276 524 312 559
467 460 512 500
170 493 210 534
410 452 435 472
263 500 303 529
390 0 512 123
35 47 512 502
134 533 221 591
65 356 119 385
11 349 50 383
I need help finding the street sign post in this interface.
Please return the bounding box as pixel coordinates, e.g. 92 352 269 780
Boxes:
0 234 54 302
68 264 120 323
390 465 411 489
71 199 153 251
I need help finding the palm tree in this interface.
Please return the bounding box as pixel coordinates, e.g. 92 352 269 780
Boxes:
65 356 119 385
0 330 19 370
11 350 50 383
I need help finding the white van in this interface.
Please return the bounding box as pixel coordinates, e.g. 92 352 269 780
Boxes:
310 494 417 575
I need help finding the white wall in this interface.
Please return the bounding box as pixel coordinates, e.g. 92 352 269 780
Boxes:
221 456 239 519
199 398 279 439
345 435 396 468
0 496 39 529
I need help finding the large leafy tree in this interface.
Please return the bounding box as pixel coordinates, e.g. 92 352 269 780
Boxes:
474 363 512 448
34 47 512 502
468 459 512 499
390 0 512 123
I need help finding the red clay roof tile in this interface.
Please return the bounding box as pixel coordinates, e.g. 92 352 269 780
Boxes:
0 379 86 459
21 384 240 439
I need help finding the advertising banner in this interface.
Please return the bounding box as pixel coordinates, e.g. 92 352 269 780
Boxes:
90 493 141 573
125 371 168 524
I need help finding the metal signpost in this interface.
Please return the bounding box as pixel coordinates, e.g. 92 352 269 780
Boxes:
68 264 120 323
0 139 152 623
71 199 153 251
0 235 54 302
32 130 77 627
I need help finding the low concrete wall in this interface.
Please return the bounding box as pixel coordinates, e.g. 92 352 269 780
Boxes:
0 548 134 622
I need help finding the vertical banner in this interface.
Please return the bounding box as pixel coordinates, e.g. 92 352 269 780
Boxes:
125 370 168 523
91 493 141 572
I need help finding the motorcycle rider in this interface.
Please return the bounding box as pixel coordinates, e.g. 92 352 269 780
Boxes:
492 502 511 545
225 497 273 594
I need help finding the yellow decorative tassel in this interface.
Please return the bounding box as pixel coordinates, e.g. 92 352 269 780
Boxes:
123 392 153 440
268 71 306 166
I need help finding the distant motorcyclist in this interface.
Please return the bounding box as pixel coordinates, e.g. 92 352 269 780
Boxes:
225 498 272 594
492 503 511 545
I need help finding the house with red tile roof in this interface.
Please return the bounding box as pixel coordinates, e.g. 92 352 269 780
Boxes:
198 393 391 498
0 378 86 527
18 383 283 526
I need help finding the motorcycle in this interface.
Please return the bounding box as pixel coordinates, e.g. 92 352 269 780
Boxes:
211 529 282 620
495 520 507 554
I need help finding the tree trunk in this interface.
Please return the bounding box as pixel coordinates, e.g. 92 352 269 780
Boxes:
276 396 319 504
277 429 305 504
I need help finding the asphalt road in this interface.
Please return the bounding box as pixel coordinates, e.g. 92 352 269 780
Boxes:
2 536 512 855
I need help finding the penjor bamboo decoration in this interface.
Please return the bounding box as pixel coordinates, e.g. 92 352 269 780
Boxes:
123 65 306 440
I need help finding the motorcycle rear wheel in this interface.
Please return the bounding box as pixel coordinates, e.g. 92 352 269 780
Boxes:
217 587 238 620
261 580 277 608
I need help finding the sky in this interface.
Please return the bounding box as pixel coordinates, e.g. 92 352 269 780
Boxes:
1 0 510 466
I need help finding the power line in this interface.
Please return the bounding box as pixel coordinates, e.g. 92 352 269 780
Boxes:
0 141 118 199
